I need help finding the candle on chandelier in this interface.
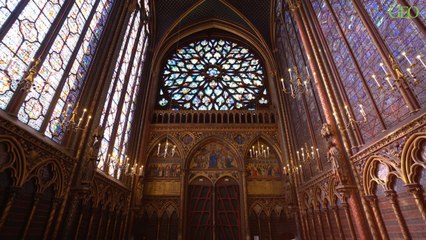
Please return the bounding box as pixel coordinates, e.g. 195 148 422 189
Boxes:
290 84 294 96
372 75 381 88
125 162 130 173
139 165 143 176
296 151 300 161
402 52 413 65
344 105 352 119
81 108 87 120
385 77 395 90
157 143 161 155
301 151 305 161
359 104 367 122
407 68 414 77
172 145 176 157
379 63 389 75
417 55 426 68
250 149 253 158
267 146 270 156
316 148 320 158
164 141 169 157
77 117 83 127
281 78 286 91
311 146 314 158
288 68 293 80
85 116 92 128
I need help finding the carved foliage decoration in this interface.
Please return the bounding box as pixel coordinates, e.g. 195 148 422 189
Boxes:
401 132 426 184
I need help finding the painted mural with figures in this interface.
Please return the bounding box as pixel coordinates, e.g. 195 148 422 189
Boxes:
246 152 282 178
147 157 182 178
190 143 238 170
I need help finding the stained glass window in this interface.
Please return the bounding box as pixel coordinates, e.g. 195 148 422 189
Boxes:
97 2 150 179
0 0 65 109
18 0 114 137
157 39 269 110
361 0 426 106
0 0 20 29
276 4 327 175
0 0 115 143
310 0 416 142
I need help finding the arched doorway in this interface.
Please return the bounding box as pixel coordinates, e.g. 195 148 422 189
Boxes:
185 141 243 240
187 176 241 240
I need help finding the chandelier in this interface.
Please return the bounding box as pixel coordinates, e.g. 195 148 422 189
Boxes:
280 66 311 98
157 138 176 158
296 143 320 162
56 104 92 132
249 139 270 159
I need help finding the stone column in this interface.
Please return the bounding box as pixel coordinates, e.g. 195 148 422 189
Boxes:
406 183 426 225
364 195 388 240
332 206 345 239
385 190 410 239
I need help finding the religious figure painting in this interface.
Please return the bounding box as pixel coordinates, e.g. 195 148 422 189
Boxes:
246 159 281 178
148 163 182 178
190 143 237 169
147 154 182 178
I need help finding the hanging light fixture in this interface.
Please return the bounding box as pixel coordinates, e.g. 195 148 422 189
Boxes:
280 65 311 98
249 137 270 159
157 137 176 158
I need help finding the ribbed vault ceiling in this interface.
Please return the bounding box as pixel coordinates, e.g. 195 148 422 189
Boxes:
153 0 273 46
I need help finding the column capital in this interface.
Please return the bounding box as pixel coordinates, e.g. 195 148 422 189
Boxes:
405 183 423 194
363 194 378 203
287 0 301 11
384 190 398 202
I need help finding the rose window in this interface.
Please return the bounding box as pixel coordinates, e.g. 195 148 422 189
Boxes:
158 39 269 110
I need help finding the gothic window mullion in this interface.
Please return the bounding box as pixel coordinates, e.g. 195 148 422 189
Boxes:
288 5 325 125
1 0 74 112
321 0 386 130
105 16 143 159
281 11 311 149
99 12 137 130
288 7 321 151
0 0 30 38
38 0 103 133
114 32 147 159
